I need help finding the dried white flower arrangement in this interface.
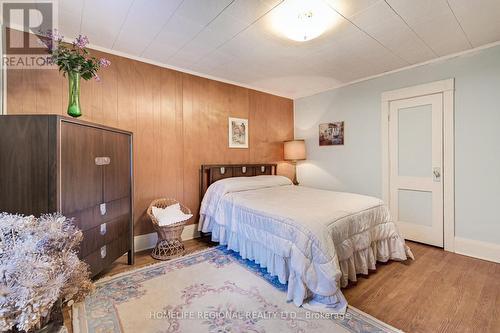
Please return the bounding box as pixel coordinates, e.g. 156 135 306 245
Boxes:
0 213 93 332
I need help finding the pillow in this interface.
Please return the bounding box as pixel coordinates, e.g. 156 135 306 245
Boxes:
152 203 192 227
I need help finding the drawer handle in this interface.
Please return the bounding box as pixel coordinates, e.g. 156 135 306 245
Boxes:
100 223 107 236
100 245 107 259
100 203 107 216
95 157 111 166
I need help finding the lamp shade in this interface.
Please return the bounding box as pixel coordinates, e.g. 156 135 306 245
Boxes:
284 140 306 161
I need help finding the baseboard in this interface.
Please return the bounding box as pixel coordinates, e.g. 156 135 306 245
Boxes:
454 237 500 263
134 223 201 253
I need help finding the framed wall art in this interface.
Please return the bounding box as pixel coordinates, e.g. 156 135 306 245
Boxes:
228 117 248 148
319 122 344 146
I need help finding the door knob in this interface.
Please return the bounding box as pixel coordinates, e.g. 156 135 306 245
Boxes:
433 167 441 182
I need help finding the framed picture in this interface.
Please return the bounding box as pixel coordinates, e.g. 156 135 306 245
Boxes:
319 122 344 146
228 117 248 148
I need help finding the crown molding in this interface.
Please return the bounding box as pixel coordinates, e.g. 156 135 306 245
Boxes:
90 39 500 100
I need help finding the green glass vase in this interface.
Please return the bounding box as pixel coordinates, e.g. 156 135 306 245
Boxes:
67 72 82 118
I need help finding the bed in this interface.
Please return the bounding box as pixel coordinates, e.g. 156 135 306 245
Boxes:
198 164 414 314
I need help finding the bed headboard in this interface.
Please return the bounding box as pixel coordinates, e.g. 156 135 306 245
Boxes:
200 163 278 199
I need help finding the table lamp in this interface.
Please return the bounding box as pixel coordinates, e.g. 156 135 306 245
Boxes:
284 139 306 185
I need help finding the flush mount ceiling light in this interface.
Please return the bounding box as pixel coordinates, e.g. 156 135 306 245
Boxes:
270 0 337 42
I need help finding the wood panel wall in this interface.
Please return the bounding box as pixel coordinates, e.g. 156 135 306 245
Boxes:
6 48 294 235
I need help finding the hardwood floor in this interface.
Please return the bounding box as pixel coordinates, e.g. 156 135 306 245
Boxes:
342 241 500 333
77 238 500 333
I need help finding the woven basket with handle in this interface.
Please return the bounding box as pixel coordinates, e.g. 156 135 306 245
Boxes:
147 198 191 260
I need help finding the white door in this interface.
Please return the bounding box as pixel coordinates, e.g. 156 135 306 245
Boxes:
389 93 443 247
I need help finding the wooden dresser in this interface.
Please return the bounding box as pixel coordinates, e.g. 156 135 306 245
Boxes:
0 115 134 276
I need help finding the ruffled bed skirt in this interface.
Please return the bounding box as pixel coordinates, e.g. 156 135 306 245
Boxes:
200 214 413 313
338 234 414 287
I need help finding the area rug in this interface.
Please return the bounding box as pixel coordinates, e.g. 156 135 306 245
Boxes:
73 246 402 333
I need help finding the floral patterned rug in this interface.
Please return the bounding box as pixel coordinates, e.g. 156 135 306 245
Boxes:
73 246 403 333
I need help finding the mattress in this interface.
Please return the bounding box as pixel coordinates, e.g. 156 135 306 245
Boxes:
199 175 413 313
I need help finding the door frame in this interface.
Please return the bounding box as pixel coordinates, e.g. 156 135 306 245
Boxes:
381 79 455 252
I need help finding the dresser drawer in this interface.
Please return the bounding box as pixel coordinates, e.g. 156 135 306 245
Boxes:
82 234 131 277
65 196 130 231
79 215 130 258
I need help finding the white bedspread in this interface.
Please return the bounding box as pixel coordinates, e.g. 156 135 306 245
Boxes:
199 176 413 313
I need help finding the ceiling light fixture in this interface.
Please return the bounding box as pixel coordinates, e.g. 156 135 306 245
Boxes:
270 0 337 42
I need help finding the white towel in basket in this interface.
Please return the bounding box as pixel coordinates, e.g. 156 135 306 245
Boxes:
152 203 193 226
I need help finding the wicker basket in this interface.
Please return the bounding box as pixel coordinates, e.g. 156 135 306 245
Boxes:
147 198 191 260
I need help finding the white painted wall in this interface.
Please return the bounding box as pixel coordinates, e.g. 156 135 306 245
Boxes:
295 44 500 246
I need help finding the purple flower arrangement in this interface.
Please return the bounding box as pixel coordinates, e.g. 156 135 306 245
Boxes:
40 30 110 81
73 34 89 49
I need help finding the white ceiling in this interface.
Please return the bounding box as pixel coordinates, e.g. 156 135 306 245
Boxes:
58 0 500 98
